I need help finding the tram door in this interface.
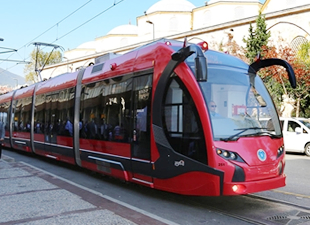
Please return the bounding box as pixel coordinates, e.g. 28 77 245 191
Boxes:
131 74 152 182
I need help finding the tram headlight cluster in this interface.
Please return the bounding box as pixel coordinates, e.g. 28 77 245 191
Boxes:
216 149 244 163
277 146 284 158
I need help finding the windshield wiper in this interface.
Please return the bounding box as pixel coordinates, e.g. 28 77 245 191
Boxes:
220 127 264 142
252 131 282 139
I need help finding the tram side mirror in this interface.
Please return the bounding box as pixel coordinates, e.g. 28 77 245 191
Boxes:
172 44 208 82
195 55 208 82
249 58 296 88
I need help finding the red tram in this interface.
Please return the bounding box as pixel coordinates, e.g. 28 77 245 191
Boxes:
0 39 296 196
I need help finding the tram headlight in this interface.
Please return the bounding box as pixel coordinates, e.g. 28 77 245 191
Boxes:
230 152 236 160
216 148 245 163
223 151 229 157
277 146 284 158
232 184 246 194
232 185 238 192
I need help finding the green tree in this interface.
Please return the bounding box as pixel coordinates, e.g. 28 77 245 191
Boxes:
24 49 62 83
243 11 271 63
260 44 310 118
297 41 310 66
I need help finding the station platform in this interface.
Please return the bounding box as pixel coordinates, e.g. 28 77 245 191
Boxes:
0 154 174 225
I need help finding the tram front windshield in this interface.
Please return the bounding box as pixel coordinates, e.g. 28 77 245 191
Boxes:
199 67 282 141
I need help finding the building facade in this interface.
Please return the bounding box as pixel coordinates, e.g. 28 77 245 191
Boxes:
41 0 310 79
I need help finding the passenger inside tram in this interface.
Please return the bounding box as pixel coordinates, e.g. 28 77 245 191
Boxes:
209 101 221 117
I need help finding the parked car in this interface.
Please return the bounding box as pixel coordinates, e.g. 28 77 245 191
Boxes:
280 117 310 156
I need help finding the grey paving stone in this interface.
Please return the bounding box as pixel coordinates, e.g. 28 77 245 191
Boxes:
0 176 57 195
18 209 137 225
0 189 96 223
0 167 32 178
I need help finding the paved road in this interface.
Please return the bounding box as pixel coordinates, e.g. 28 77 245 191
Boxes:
1 150 309 225
0 150 252 225
0 154 175 225
255 153 310 209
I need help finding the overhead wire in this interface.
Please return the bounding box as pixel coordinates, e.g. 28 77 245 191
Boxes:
0 0 93 73
1 0 126 77
1 0 93 62
22 0 94 51
52 0 125 44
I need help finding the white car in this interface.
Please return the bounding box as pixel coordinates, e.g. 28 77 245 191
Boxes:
280 117 310 156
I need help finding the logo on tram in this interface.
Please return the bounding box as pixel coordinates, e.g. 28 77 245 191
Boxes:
257 149 267 161
174 160 185 167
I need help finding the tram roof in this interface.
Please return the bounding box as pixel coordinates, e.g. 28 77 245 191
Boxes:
35 71 79 95
13 85 36 100
0 91 14 103
5 39 251 98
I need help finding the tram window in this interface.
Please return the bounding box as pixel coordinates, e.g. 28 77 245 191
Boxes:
80 81 109 140
132 74 152 160
44 89 74 138
12 97 32 133
56 88 75 137
45 92 61 138
80 76 132 143
163 77 207 164
105 78 131 142
34 88 75 137
12 100 19 131
34 94 46 134
0 103 9 132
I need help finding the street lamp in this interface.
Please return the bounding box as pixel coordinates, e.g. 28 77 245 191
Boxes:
146 20 155 40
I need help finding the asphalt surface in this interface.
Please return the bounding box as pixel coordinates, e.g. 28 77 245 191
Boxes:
2 150 309 225
0 154 176 225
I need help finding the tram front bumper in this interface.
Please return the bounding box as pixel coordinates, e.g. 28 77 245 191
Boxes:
222 174 286 195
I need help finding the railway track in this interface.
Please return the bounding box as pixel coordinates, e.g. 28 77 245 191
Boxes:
3 149 310 225
181 193 310 225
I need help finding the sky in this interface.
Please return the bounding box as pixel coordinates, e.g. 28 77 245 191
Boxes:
0 0 265 78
